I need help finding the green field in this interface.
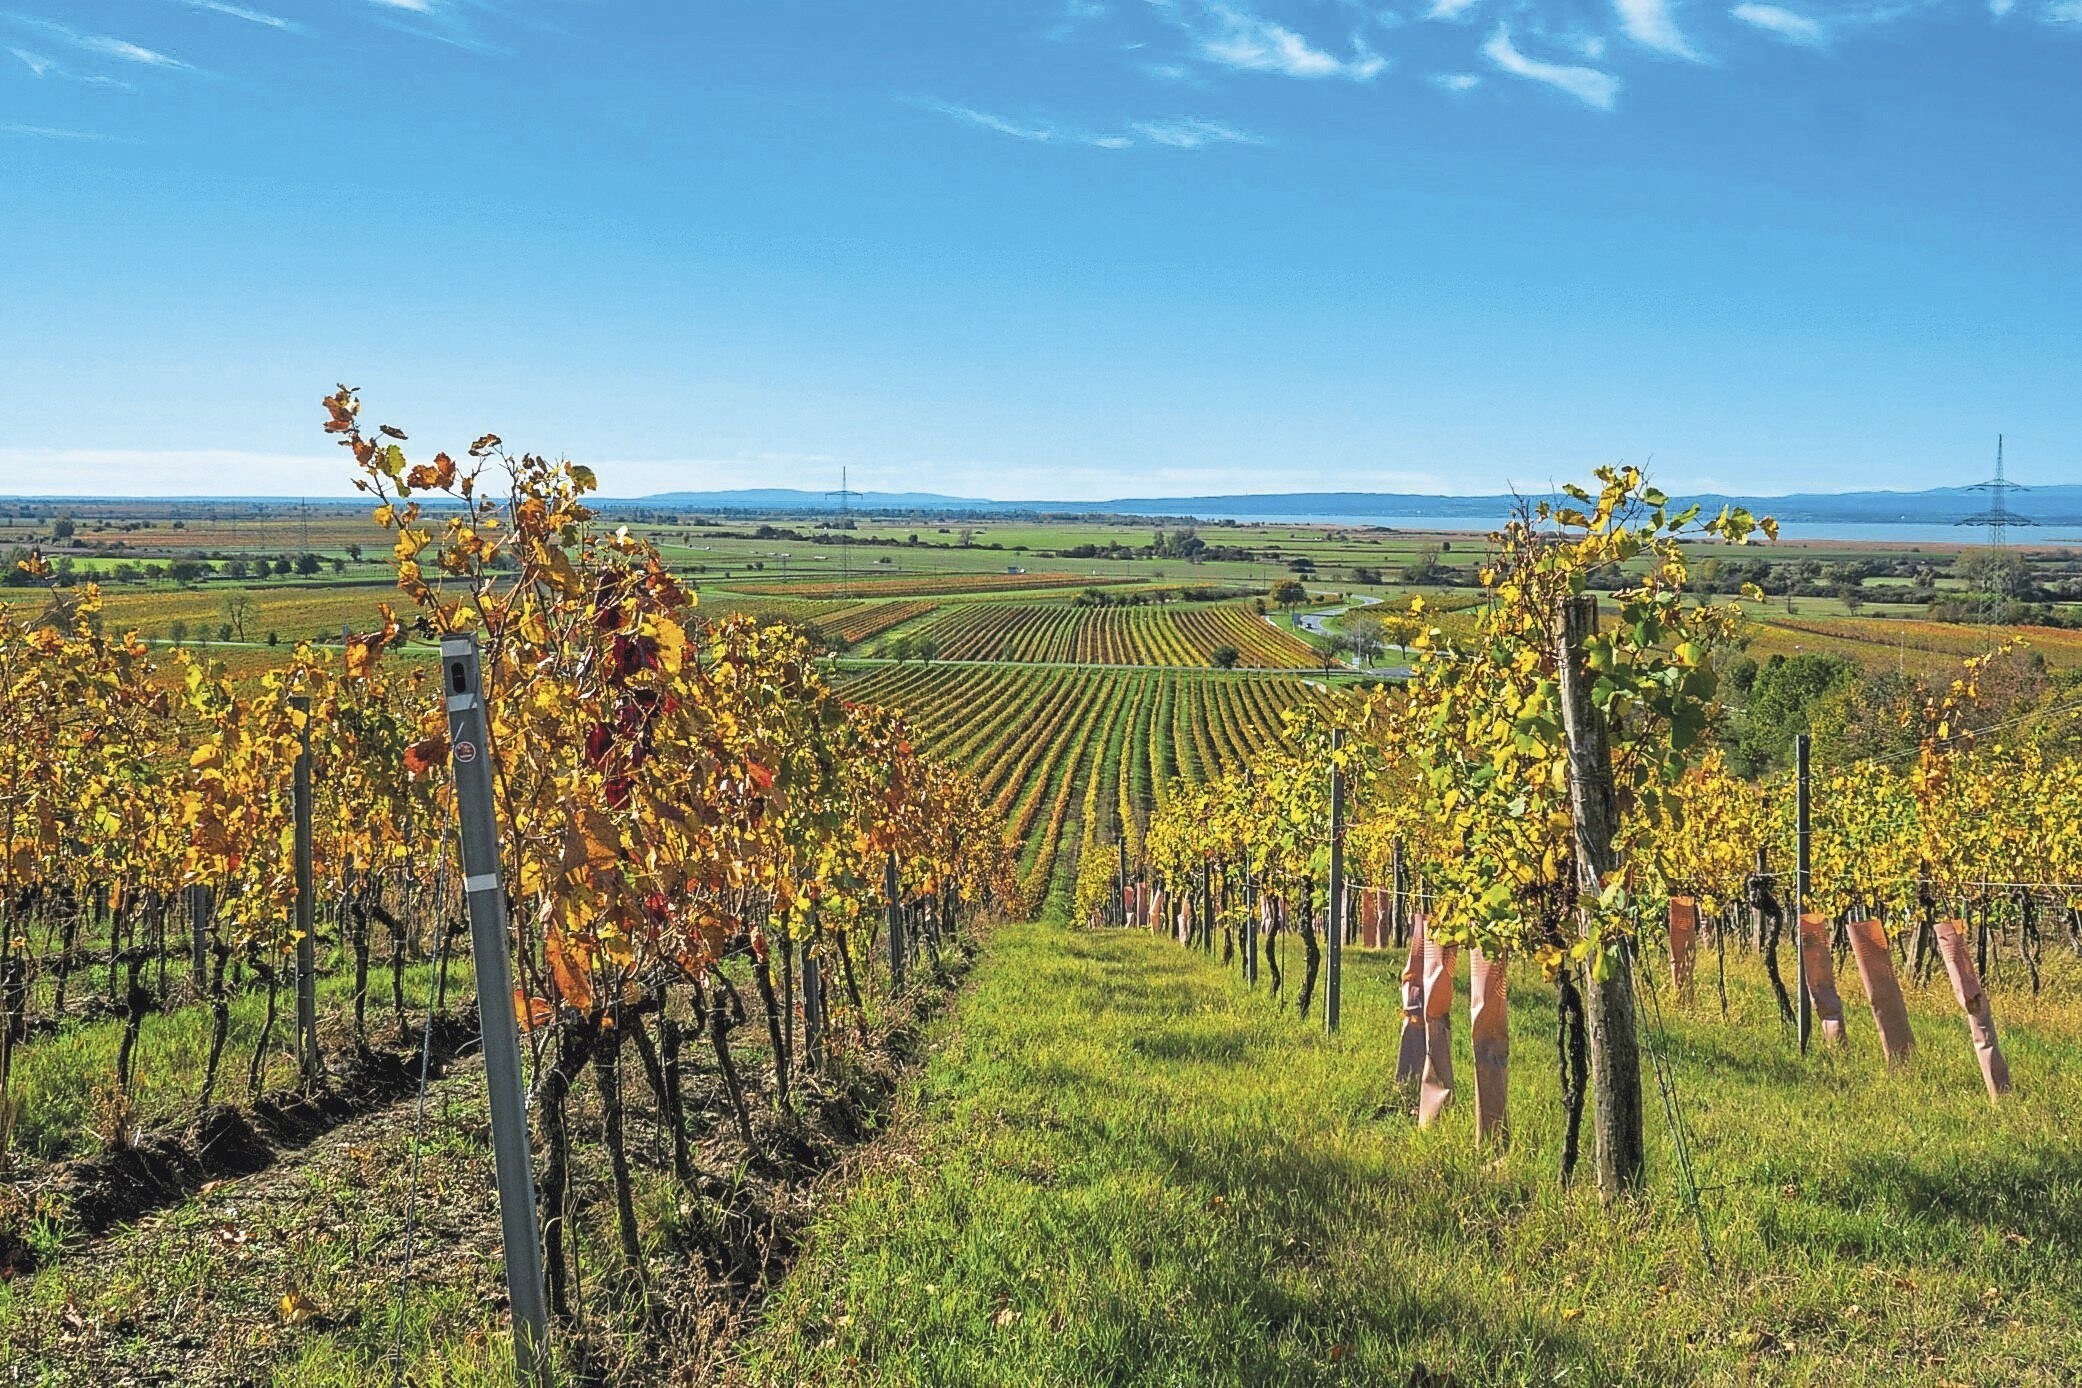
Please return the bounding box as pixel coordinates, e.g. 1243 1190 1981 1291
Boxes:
742 922 2082 1387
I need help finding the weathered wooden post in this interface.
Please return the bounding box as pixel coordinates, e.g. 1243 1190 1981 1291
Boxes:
1555 594 1644 1198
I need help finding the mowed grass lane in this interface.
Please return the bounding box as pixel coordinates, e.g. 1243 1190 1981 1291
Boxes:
740 923 2082 1387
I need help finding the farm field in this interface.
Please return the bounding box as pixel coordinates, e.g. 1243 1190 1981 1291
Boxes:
743 922 2082 1387
839 665 1332 912
883 600 1322 668
1743 612 2082 675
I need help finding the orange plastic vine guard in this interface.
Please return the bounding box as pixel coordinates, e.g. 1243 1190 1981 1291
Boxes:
1418 931 1458 1128
1797 912 1848 1045
1469 949 1508 1144
1933 918 2012 1101
1667 897 1700 1005
1358 888 1388 950
1396 917 1428 1085
1844 920 1914 1065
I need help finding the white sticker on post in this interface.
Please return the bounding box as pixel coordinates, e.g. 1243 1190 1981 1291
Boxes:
465 872 501 894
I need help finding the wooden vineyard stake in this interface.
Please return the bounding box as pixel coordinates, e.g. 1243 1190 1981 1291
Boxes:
1844 920 1914 1064
1797 912 1848 1046
1556 594 1644 1194
1470 949 1508 1144
1933 918 2012 1101
1417 931 1458 1127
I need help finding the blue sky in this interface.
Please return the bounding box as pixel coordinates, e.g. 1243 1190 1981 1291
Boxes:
2 1 2078 499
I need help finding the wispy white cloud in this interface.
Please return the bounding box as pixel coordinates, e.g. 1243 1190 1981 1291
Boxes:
1614 0 1700 57
12 20 192 70
923 99 1260 151
1 122 117 140
1199 5 1387 79
180 0 299 30
1130 116 1260 146
1147 2 1386 79
79 35 189 67
9 45 50 74
2045 0 2082 21
928 103 1065 143
1426 0 1482 19
368 0 436 11
1432 71 1481 90
1730 3 1825 42
1482 25 1620 109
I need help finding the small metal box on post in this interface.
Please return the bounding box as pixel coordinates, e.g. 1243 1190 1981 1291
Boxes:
440 633 552 1387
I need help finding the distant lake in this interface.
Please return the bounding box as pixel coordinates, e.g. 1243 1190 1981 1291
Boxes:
1176 512 2082 547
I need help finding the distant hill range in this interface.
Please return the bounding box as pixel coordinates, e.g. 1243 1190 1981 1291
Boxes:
631 485 2082 527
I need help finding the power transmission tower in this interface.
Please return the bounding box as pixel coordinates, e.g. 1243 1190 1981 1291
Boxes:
1957 435 2033 626
826 466 861 599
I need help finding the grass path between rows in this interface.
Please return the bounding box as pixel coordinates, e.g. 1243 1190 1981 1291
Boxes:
736 922 2082 1387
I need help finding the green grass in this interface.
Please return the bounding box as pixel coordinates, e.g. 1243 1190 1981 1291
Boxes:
742 922 2082 1386
8 957 473 1162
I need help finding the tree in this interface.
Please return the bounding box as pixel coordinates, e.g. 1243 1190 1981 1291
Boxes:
1955 548 2031 602
168 618 189 646
168 559 206 585
1210 645 1241 669
1270 579 1308 611
1731 653 1855 775
345 542 362 563
51 516 75 540
295 553 322 576
1401 547 1446 585
1342 612 1387 667
220 591 254 641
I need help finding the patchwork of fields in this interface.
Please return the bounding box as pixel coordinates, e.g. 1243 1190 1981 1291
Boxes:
722 570 1137 599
